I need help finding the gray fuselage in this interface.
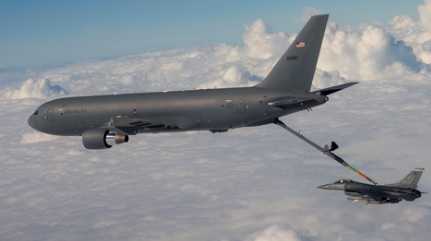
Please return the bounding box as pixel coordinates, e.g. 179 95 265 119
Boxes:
28 86 326 136
27 14 334 149
319 179 422 204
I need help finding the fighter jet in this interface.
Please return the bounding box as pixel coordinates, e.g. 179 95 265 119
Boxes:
318 168 425 204
28 14 357 150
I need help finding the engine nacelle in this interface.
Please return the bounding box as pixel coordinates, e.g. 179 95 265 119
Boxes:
82 128 129 149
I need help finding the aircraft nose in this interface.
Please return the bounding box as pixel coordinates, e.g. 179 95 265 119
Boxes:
28 105 46 132
317 183 344 190
28 109 40 131
318 184 331 190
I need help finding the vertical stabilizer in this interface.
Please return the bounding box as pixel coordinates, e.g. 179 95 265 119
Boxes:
257 14 328 92
396 168 424 189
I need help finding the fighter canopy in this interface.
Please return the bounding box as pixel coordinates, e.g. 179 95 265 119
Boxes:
318 179 352 191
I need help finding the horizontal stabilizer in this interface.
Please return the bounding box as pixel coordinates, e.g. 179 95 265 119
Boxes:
312 82 358 96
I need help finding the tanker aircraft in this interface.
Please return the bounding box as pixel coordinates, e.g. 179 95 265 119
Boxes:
28 14 358 150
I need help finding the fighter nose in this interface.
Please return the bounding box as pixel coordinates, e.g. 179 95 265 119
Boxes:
318 184 330 190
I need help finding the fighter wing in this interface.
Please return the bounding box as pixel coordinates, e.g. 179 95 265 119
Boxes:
362 190 401 203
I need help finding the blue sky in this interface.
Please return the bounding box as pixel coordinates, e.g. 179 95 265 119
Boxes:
0 0 424 69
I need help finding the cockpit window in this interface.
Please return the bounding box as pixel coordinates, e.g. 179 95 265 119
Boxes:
33 110 39 115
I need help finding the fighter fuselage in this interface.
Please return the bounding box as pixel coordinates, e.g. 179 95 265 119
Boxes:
319 179 422 204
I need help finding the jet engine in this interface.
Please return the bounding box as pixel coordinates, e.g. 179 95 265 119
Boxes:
82 128 129 149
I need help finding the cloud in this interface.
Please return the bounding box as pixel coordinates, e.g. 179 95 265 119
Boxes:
197 65 260 89
319 23 425 81
3 3 431 100
1 78 67 99
243 19 290 60
250 226 305 241
418 0 431 31
402 207 428 223
389 0 431 64
0 2 431 241
20 131 59 144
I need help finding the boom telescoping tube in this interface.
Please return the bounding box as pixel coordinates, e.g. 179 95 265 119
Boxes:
274 119 378 185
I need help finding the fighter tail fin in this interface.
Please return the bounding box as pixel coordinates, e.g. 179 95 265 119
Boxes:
395 168 424 189
257 14 329 92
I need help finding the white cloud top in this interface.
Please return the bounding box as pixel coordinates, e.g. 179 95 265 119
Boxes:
3 0 431 100
1 1 431 241
1 78 67 99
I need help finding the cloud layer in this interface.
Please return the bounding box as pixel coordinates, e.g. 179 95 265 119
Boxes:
1 1 431 241
251 226 304 241
1 78 67 99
